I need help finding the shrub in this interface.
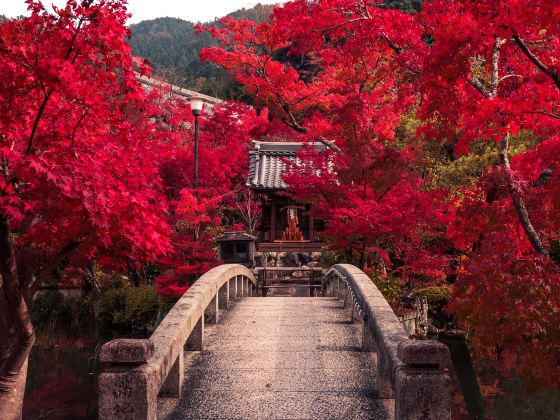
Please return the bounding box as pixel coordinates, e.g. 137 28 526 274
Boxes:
125 286 162 329
95 288 128 327
413 285 452 312
319 248 345 268
29 290 93 346
95 285 162 331
371 273 404 305
29 290 65 328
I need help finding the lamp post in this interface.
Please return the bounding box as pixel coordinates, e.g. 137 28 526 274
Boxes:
190 97 204 192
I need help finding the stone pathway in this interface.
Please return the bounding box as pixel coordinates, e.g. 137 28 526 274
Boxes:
159 297 394 419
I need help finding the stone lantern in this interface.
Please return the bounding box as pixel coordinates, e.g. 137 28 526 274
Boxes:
216 232 256 268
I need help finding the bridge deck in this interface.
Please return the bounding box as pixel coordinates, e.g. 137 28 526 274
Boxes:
159 297 394 419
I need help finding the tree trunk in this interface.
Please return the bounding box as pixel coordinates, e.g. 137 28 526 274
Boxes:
358 239 366 270
0 349 28 420
0 216 35 419
498 135 548 257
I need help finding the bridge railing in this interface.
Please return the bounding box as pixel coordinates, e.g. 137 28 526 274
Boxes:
98 264 256 420
322 264 451 420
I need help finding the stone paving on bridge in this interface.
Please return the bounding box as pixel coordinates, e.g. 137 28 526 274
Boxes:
159 297 394 420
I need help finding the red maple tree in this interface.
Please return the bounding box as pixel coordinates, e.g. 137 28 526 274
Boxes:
201 0 560 388
0 0 174 414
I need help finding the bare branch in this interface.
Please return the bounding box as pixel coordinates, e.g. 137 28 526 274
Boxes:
70 106 90 146
513 34 560 90
499 74 522 82
381 31 403 54
522 110 560 120
25 17 85 155
467 78 492 98
489 37 506 96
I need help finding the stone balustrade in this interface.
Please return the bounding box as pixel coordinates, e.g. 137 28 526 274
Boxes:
98 264 256 420
322 264 451 420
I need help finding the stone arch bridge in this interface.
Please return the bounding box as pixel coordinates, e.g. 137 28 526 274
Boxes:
98 264 451 420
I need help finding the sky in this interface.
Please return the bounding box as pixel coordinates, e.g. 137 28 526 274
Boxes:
1 1 287 24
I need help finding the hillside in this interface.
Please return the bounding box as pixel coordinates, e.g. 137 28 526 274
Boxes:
127 1 421 99
127 4 275 99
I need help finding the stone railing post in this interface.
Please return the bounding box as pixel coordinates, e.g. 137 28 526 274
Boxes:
185 316 204 351
159 352 184 398
343 286 349 308
237 275 243 298
336 278 341 298
361 319 375 352
395 340 451 420
324 276 334 297
229 276 237 301
205 295 219 324
98 339 157 420
219 282 229 309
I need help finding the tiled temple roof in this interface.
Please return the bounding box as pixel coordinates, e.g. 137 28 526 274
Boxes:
136 74 222 105
247 141 330 190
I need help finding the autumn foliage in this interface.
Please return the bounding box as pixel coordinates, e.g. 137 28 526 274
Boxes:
200 0 560 388
0 0 264 408
1 0 560 410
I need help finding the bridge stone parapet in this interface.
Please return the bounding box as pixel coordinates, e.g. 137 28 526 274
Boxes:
323 264 451 420
98 264 256 420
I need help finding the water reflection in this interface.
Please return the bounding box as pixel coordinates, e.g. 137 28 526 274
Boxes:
25 342 100 420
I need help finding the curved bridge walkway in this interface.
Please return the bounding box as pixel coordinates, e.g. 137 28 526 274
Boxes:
159 296 392 419
99 264 451 420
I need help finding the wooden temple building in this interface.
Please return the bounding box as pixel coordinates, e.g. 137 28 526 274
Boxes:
247 141 330 253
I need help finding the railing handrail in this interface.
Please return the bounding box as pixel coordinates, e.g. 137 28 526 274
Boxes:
149 264 256 388
325 264 408 382
99 264 256 420
323 264 451 419
254 266 324 271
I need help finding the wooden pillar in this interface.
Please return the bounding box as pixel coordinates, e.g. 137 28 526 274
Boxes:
309 211 314 242
271 202 277 241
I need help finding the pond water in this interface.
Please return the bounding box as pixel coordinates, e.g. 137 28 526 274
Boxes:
24 342 100 420
23 334 557 419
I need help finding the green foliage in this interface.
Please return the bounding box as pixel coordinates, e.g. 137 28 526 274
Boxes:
425 140 495 190
96 288 127 325
425 131 538 191
391 111 539 193
95 285 163 331
124 286 163 328
371 273 405 304
381 0 423 13
127 4 274 99
319 248 345 268
29 291 93 346
228 4 276 22
413 285 452 311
